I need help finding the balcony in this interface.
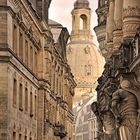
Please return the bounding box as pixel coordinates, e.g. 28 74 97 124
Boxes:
54 123 67 139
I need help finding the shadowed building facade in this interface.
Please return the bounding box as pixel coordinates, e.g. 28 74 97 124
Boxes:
92 0 140 140
0 0 76 140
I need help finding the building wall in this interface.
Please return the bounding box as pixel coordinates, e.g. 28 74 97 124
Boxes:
0 0 76 140
93 0 140 139
73 97 97 140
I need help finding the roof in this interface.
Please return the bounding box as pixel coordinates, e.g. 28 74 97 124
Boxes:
74 0 89 9
48 19 62 27
49 19 63 42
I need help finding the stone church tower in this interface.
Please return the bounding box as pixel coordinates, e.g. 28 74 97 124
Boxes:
67 0 104 103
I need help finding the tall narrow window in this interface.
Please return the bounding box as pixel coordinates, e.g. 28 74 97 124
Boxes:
19 83 23 111
13 25 17 54
30 92 33 117
53 72 55 92
25 40 28 65
30 46 33 70
34 95 37 119
80 14 87 30
35 51 37 74
19 32 23 60
25 88 28 112
13 79 17 106
19 134 22 140
13 132 16 140
25 136 27 140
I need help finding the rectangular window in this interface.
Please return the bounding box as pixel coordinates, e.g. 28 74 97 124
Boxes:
19 134 22 140
25 88 28 112
34 95 37 119
35 51 37 74
13 132 16 140
25 136 27 140
30 92 33 117
13 79 17 106
53 72 55 92
30 46 33 70
25 40 28 65
13 25 17 54
19 84 23 111
19 32 23 60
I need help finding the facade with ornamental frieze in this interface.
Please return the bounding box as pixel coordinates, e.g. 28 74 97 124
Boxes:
0 0 76 140
92 0 140 140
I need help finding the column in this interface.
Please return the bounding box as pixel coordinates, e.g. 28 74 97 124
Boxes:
107 0 115 43
123 0 140 39
106 0 115 58
113 0 123 51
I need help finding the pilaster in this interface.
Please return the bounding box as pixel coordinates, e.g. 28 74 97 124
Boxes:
123 0 140 39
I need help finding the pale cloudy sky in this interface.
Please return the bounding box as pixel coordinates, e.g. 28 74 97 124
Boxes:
49 0 98 44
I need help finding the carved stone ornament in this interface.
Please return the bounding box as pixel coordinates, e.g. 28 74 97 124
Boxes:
123 23 140 39
111 89 138 140
123 6 140 19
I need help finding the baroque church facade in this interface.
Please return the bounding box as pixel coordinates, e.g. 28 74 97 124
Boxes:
92 0 140 140
0 0 76 140
67 0 104 104
66 0 104 140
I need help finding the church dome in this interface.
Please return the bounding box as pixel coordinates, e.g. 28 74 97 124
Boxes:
67 41 104 102
74 0 89 9
67 41 104 87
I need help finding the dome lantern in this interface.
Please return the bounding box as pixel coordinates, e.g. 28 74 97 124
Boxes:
74 0 90 9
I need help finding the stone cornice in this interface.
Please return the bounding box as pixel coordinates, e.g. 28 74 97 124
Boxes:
9 0 52 39
0 45 39 86
0 5 41 50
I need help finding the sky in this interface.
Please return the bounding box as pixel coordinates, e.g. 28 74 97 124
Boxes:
49 0 98 44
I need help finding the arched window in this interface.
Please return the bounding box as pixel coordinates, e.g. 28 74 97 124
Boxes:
80 14 87 30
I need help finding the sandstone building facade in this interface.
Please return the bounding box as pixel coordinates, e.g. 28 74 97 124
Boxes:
66 0 104 140
0 0 76 140
73 97 97 140
67 0 104 104
92 0 140 140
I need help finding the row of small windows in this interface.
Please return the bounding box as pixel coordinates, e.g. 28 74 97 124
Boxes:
13 78 37 118
50 64 65 97
13 132 36 140
13 24 38 74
